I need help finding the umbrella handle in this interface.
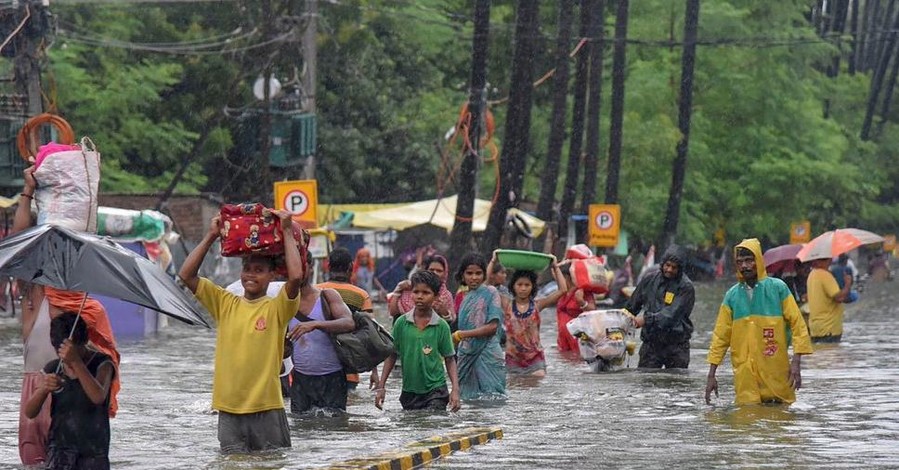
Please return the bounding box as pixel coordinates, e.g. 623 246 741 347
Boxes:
54 292 90 375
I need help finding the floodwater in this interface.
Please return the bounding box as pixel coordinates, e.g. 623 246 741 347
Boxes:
1 279 898 469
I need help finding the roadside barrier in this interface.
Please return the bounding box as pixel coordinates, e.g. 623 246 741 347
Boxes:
326 427 503 470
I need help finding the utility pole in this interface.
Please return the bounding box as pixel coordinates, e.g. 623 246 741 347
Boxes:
605 0 629 205
579 0 606 236
302 0 317 181
449 0 490 271
13 5 44 118
536 0 575 252
662 0 700 248
483 0 539 254
559 0 594 242
258 0 274 206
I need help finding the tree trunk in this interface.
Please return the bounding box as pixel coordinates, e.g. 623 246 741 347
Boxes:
830 0 851 75
861 1 899 140
850 0 861 75
536 0 575 241
449 0 490 267
579 0 606 224
817 0 831 36
483 0 540 254
605 0 629 205
661 0 700 248
869 0 889 72
558 0 594 241
876 44 899 135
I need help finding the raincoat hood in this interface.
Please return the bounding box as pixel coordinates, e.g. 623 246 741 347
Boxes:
660 244 687 279
734 238 767 283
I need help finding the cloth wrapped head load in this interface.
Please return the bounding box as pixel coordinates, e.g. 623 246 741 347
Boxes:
219 203 307 258
566 309 635 366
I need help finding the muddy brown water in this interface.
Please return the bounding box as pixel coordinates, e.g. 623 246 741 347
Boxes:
1 279 898 469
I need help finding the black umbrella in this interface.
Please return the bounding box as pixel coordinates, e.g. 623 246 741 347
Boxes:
0 224 210 327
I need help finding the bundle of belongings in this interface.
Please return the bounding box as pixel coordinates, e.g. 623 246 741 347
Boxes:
219 203 306 258
564 243 611 295
32 138 100 232
566 309 636 372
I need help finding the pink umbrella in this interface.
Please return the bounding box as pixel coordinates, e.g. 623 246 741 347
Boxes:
763 244 803 274
796 228 885 262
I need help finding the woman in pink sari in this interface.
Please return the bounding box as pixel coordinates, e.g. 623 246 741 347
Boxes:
389 255 455 323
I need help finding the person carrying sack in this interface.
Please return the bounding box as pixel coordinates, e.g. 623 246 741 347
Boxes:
285 255 355 415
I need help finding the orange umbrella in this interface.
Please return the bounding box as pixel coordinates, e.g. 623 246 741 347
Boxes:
796 228 884 262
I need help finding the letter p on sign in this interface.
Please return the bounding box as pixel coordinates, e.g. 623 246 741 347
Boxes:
274 180 319 228
588 204 621 248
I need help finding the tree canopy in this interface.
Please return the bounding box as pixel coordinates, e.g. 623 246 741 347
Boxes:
43 0 899 246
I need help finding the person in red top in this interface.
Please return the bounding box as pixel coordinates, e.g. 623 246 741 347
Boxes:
556 263 595 355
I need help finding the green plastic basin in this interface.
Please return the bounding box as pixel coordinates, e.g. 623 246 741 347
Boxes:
495 249 553 271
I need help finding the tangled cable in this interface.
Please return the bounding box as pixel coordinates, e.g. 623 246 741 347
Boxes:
17 114 75 161
433 102 500 223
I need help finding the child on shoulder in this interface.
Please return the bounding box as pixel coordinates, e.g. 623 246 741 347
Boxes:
25 312 115 470
375 270 460 411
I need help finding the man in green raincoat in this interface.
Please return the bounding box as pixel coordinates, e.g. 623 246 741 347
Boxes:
705 239 813 405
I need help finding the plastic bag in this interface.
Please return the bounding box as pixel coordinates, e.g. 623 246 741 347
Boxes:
568 257 611 294
33 138 101 232
565 243 594 260
566 309 635 370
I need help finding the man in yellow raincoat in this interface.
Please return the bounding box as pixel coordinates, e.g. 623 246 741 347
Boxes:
705 239 813 405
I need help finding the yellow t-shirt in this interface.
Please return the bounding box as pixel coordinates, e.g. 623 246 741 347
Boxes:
195 278 300 414
806 268 844 338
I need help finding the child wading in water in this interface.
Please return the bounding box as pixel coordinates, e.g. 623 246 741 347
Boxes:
453 252 507 400
375 271 460 411
503 255 568 376
25 312 115 470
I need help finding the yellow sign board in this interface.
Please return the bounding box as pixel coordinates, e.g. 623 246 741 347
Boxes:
790 221 811 244
588 204 621 248
274 180 318 228
884 234 896 252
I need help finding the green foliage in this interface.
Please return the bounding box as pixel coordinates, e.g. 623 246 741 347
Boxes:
41 0 899 243
48 5 238 194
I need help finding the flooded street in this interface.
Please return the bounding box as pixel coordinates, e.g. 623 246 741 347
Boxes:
1 279 898 469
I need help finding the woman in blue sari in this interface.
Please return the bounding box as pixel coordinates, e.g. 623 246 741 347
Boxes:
452 253 507 400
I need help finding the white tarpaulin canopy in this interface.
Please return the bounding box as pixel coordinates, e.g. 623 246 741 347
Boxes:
351 195 545 236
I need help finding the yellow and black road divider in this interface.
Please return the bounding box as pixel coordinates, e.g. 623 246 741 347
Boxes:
327 427 503 470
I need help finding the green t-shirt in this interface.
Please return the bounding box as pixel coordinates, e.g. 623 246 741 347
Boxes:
392 310 455 394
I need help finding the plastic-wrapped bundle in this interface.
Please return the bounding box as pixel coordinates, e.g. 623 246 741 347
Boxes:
33 138 100 232
566 309 636 371
97 207 172 242
568 257 611 294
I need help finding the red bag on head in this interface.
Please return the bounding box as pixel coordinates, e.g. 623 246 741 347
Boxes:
568 257 610 294
219 203 305 258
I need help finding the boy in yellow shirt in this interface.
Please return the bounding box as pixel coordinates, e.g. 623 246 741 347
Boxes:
179 211 303 453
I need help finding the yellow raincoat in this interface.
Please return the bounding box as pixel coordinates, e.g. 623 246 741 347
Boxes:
708 239 813 404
